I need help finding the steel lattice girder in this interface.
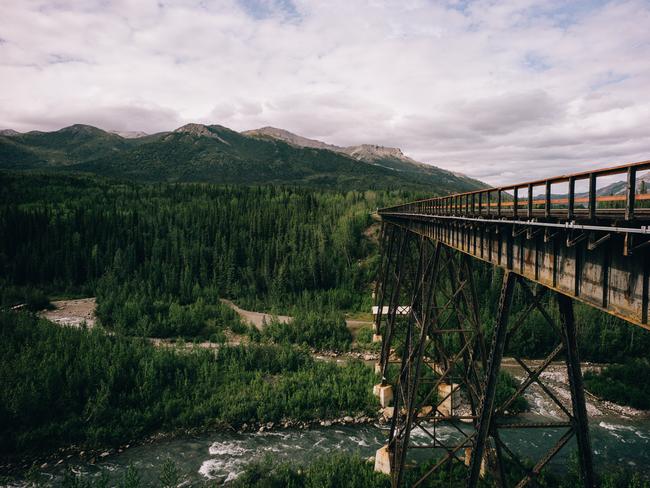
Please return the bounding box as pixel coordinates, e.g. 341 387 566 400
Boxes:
374 224 596 488
379 215 649 329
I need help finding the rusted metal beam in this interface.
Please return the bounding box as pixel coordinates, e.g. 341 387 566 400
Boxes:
468 271 516 488
558 294 595 488
380 215 649 329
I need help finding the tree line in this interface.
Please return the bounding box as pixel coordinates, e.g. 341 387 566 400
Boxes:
0 173 411 337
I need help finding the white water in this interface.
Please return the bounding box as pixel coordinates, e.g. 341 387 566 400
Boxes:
9 386 650 486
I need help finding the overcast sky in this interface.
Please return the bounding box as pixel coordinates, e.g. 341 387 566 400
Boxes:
1 0 649 184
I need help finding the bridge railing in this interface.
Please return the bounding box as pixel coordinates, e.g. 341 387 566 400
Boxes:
380 160 650 223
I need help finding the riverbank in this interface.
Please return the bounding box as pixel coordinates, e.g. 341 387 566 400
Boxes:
501 358 650 420
18 299 650 487
0 411 382 481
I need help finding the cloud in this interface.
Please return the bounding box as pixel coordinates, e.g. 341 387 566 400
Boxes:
0 0 649 184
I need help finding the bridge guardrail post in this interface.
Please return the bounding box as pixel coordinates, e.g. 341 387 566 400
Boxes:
588 173 596 220
568 176 575 220
626 166 636 221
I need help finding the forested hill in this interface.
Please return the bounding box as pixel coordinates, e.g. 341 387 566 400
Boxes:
0 123 484 192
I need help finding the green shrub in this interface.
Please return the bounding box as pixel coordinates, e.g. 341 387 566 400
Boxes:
260 311 353 351
0 312 377 455
584 359 650 409
356 325 374 344
231 454 389 488
495 371 528 414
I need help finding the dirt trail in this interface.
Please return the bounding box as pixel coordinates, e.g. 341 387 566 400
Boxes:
220 299 291 330
220 299 373 335
36 297 373 352
36 297 372 335
39 298 96 328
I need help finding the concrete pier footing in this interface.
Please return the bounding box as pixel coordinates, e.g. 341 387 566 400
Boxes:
374 444 391 474
424 359 445 375
373 383 393 407
372 333 383 343
378 385 393 407
381 406 394 421
437 383 459 417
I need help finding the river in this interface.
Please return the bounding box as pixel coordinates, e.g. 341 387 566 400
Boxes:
13 406 650 486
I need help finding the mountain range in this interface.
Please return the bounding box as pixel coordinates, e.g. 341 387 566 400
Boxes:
0 123 484 192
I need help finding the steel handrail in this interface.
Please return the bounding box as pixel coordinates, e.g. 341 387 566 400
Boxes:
379 159 650 222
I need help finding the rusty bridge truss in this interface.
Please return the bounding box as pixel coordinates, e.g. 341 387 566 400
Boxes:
372 160 650 487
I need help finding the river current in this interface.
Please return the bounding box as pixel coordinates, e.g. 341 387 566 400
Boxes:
15 415 650 486
7 360 650 486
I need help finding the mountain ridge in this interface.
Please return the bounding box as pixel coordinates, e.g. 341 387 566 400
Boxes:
244 126 435 168
0 122 485 192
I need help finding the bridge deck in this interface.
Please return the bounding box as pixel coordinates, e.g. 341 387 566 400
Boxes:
379 160 650 329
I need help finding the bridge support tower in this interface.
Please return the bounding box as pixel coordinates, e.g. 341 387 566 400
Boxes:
373 225 596 488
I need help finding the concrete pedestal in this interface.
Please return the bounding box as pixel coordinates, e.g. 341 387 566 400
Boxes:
424 359 445 375
378 385 393 408
437 383 459 417
374 445 391 475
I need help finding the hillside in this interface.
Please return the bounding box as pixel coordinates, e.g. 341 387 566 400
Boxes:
0 123 485 192
243 126 484 189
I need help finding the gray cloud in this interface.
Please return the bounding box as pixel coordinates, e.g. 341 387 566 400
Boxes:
0 0 649 185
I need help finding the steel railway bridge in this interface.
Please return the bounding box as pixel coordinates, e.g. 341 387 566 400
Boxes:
371 160 650 487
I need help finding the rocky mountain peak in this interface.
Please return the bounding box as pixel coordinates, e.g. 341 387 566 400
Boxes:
173 123 231 144
243 127 339 152
345 144 406 160
174 123 213 137
109 130 149 139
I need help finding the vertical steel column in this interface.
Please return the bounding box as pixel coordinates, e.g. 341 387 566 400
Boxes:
468 271 516 488
379 229 410 381
390 239 441 488
374 224 397 335
557 294 595 488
